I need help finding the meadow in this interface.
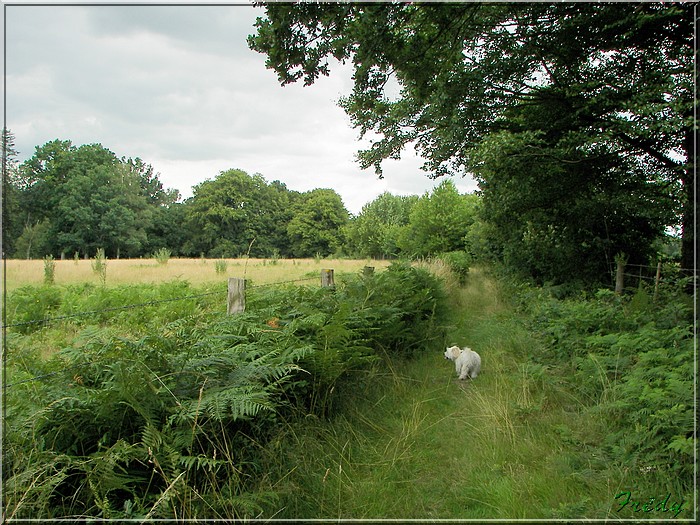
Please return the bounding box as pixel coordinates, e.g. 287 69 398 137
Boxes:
3 257 391 291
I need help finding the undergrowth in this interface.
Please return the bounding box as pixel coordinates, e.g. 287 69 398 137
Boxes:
3 262 448 519
3 263 694 520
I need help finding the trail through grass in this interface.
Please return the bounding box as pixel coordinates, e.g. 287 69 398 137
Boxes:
262 268 627 519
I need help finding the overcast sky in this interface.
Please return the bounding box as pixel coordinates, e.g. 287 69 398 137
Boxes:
3 2 478 215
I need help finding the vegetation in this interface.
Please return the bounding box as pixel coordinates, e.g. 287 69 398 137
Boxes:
3 263 449 519
1 3 694 519
3 262 693 519
249 2 693 284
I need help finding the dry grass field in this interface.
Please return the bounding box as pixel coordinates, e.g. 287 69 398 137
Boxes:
2 257 391 291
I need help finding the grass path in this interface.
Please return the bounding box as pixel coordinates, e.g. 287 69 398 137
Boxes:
264 268 626 519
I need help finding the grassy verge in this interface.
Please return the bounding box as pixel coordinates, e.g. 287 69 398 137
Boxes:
259 267 629 519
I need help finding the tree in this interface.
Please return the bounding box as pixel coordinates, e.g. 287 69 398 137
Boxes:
12 140 168 258
472 129 678 284
398 180 478 258
183 169 297 258
249 3 694 283
287 188 349 258
2 128 22 257
343 191 416 258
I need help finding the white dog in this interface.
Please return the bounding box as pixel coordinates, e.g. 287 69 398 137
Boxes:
444 345 481 380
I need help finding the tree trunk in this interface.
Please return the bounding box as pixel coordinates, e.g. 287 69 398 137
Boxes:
680 127 696 292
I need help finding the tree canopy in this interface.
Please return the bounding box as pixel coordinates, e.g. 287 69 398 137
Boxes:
249 2 695 284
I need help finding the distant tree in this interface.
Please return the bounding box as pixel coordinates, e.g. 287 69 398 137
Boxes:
287 188 349 258
344 192 417 258
183 169 297 258
398 180 478 258
123 157 181 206
2 128 22 257
13 140 170 258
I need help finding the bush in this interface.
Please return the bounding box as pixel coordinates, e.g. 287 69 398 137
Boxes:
153 247 171 265
516 281 694 493
438 251 471 284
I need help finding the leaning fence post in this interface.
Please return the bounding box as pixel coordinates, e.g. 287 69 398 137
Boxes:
228 278 246 315
321 269 335 287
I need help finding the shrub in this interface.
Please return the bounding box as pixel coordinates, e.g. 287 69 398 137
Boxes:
517 280 694 493
438 251 471 284
91 248 107 285
215 259 228 274
153 248 171 265
3 262 451 519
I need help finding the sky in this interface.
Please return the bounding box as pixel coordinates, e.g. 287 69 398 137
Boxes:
2 1 479 215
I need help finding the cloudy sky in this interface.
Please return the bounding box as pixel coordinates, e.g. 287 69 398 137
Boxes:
3 2 478 215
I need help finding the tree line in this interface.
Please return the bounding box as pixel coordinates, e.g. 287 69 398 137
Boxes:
1 133 479 262
249 2 693 288
3 3 692 290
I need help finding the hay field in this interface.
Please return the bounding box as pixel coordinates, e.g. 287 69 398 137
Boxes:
3 258 391 291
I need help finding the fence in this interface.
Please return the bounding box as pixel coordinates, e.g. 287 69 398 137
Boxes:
1 269 345 331
2 268 354 389
610 259 695 298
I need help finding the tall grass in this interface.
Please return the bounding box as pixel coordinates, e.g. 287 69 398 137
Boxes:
3 258 391 291
256 267 629 519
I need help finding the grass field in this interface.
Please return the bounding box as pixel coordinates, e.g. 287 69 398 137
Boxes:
2 257 391 291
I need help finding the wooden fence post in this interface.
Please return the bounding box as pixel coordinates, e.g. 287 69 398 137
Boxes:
228 278 246 315
614 253 626 294
653 260 662 302
321 269 335 287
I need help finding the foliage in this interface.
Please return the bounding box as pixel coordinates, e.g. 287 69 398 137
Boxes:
3 263 449 519
249 2 693 285
515 280 694 492
397 180 478 258
153 248 171 265
183 169 297 258
438 251 471 285
472 130 678 285
286 188 349 258
343 192 417 258
214 259 228 275
43 255 56 285
91 248 107 285
9 141 170 259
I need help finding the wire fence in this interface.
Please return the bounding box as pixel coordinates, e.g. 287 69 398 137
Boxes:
2 273 330 390
1 275 322 331
603 260 695 294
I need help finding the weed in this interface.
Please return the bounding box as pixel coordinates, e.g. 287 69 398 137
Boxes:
43 255 55 285
214 259 228 274
91 248 107 285
153 248 171 265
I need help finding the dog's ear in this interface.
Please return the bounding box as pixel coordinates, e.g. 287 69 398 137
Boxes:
451 347 460 359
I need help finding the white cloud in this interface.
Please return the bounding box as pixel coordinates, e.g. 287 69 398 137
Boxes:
4 3 479 216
